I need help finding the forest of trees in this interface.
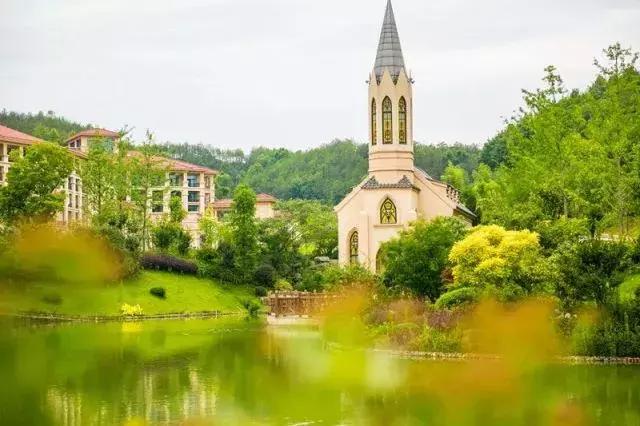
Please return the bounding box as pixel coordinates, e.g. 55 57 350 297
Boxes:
0 111 482 205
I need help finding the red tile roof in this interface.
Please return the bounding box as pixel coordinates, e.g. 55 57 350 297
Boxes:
257 193 277 203
65 128 119 143
211 199 233 209
166 157 218 174
211 193 277 210
0 124 43 145
126 151 218 175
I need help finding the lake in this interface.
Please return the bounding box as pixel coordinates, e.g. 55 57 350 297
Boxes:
0 317 639 425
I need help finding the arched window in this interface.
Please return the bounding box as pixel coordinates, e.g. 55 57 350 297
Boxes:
349 231 359 264
371 99 377 145
380 198 397 224
399 97 407 144
382 96 393 144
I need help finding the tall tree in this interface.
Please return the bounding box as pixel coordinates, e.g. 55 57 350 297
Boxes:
129 131 167 251
0 143 73 224
230 184 258 282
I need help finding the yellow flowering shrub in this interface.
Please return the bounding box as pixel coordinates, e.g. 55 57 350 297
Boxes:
448 225 553 300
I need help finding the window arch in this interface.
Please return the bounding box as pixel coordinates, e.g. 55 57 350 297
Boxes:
371 99 377 145
380 197 397 224
399 97 407 144
382 96 393 144
349 231 359 264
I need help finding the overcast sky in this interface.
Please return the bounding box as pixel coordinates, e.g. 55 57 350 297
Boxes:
2 0 639 150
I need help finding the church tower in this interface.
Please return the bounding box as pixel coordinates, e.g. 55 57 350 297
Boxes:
368 0 414 179
334 0 475 272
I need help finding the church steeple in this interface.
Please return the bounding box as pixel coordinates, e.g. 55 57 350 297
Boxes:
374 0 406 83
368 0 414 175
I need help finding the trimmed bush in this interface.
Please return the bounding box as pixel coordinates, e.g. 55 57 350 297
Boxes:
435 287 479 310
254 286 268 297
150 287 166 299
140 252 198 275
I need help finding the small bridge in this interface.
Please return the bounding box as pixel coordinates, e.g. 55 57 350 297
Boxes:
263 291 342 317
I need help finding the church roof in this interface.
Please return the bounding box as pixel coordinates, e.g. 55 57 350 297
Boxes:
362 175 419 191
374 0 406 83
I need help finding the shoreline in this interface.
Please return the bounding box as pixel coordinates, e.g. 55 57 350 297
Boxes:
1 310 246 323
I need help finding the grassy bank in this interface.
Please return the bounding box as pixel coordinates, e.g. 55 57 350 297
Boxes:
0 271 258 317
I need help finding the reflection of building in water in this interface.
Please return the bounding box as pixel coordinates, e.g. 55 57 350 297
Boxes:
45 367 217 425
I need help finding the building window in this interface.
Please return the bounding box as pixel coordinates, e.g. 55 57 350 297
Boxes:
205 193 211 205
169 173 182 187
382 96 392 144
349 231 359 264
187 174 199 188
188 191 200 203
205 176 211 189
399 97 407 144
380 198 397 224
371 98 377 145
152 190 164 213
68 178 73 191
171 190 182 199
7 145 20 161
0 166 4 182
188 204 200 213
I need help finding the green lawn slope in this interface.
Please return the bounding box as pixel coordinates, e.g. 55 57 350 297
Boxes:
0 271 258 317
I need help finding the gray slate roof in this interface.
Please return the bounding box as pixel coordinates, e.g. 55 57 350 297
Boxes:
362 175 419 191
374 0 406 83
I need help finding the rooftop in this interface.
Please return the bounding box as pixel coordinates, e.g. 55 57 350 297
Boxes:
211 193 277 210
373 0 406 83
0 124 44 145
65 128 120 143
126 151 218 175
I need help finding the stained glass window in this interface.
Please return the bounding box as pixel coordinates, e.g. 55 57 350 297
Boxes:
382 96 392 144
380 198 397 224
399 97 407 144
371 99 377 145
349 231 359 264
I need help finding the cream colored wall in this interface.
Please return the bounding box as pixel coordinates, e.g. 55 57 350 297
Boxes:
368 69 414 175
148 171 216 248
337 168 474 272
256 202 275 219
337 174 420 271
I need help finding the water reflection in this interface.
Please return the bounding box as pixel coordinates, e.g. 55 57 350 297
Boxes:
0 318 639 425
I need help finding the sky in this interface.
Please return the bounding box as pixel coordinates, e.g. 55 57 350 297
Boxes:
1 0 639 150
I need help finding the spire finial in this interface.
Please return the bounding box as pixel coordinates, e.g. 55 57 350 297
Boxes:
374 0 405 83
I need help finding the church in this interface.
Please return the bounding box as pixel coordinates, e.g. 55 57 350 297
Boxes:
335 0 476 272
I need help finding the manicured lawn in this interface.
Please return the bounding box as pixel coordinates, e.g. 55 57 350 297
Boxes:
0 271 258 316
620 273 640 302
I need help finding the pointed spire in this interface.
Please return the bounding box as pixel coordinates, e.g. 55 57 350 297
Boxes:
374 0 406 83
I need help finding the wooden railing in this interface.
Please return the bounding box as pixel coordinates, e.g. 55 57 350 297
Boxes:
263 291 342 317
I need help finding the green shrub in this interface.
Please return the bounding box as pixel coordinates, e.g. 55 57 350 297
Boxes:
254 263 276 287
241 299 261 317
275 279 293 291
415 327 463 353
149 287 166 299
254 286 268 297
435 287 479 310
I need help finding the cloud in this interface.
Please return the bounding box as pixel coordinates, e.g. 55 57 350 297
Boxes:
1 0 639 149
